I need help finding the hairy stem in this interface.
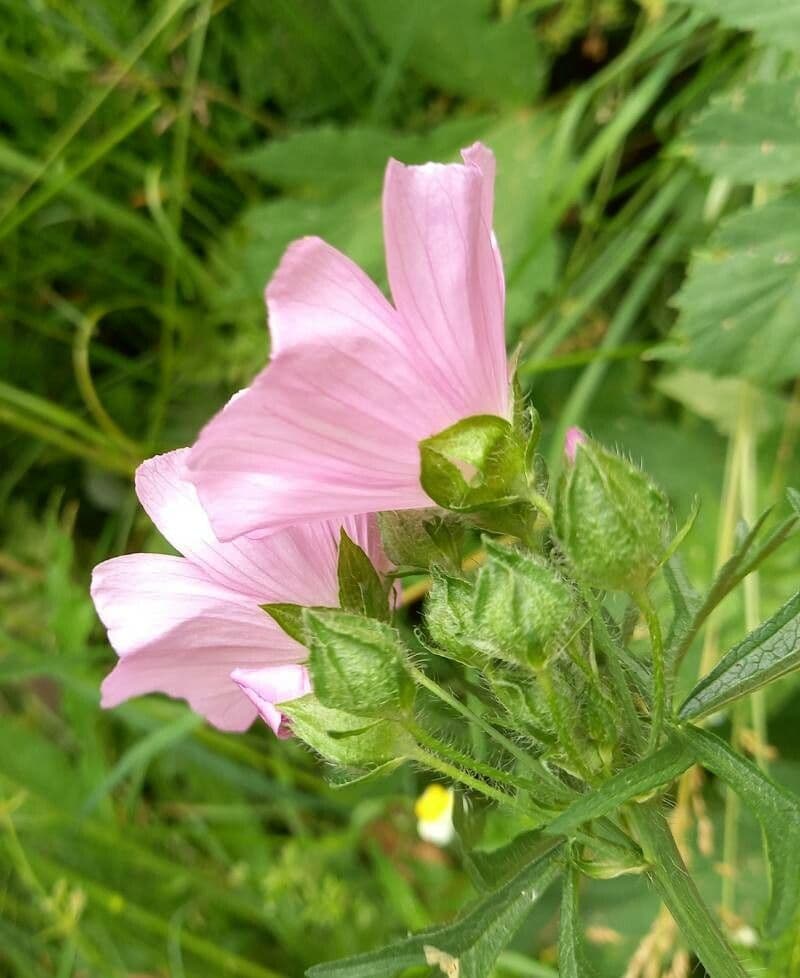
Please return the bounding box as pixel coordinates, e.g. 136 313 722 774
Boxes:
636 590 665 754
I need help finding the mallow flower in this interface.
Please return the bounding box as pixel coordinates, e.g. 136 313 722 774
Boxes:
91 449 385 735
187 142 509 540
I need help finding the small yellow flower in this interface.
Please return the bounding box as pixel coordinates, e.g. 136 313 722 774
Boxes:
414 784 455 846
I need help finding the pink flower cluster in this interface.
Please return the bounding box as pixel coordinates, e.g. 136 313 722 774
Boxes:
91 143 510 736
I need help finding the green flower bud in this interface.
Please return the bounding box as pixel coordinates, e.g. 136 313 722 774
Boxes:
304 609 412 717
472 540 577 669
425 567 481 666
554 430 670 593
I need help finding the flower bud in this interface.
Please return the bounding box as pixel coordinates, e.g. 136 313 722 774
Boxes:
472 540 577 669
425 567 481 666
304 609 411 716
554 432 670 593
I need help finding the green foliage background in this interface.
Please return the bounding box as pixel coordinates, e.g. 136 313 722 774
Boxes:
1 1 799 976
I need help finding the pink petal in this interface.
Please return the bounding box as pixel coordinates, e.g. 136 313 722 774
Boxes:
188 144 509 540
383 142 508 420
231 664 311 738
188 333 438 539
564 427 587 463
266 236 402 357
135 448 376 606
92 553 302 731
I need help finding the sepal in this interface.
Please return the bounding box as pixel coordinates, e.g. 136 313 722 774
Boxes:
305 609 413 717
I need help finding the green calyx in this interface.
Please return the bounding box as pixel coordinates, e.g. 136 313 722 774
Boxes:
473 540 577 669
554 437 670 593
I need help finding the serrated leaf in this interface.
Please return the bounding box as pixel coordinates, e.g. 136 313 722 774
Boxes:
232 118 489 194
543 739 695 839
337 529 389 620
559 862 598 978
683 79 800 183
679 591 800 720
306 844 563 978
681 725 800 937
357 0 546 105
677 0 800 53
670 195 800 385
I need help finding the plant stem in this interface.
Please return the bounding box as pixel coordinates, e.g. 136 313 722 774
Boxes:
738 382 768 771
537 667 594 783
636 590 665 754
628 803 748 978
411 746 526 814
404 661 571 801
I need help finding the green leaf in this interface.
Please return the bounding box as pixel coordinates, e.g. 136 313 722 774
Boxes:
282 694 415 769
465 829 549 893
670 195 800 385
680 725 800 937
559 861 598 978
337 529 389 620
544 738 695 838
420 414 527 513
677 0 800 53
306 844 563 978
679 591 800 720
305 610 409 717
682 79 800 183
356 0 546 105
232 118 487 194
656 370 786 435
668 503 799 665
663 557 703 660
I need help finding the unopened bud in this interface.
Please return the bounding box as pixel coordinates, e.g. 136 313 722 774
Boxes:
472 540 577 669
555 435 670 592
425 567 480 665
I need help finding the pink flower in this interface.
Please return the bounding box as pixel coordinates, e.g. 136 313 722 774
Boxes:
232 664 311 739
564 427 587 463
91 449 386 734
187 143 509 540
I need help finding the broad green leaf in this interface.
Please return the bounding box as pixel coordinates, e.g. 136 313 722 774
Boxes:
683 79 800 183
232 118 489 194
357 0 546 104
681 725 800 936
544 739 695 838
676 0 800 52
656 370 786 435
680 591 800 720
305 610 410 717
306 844 563 978
559 862 598 977
670 195 800 384
337 529 390 621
